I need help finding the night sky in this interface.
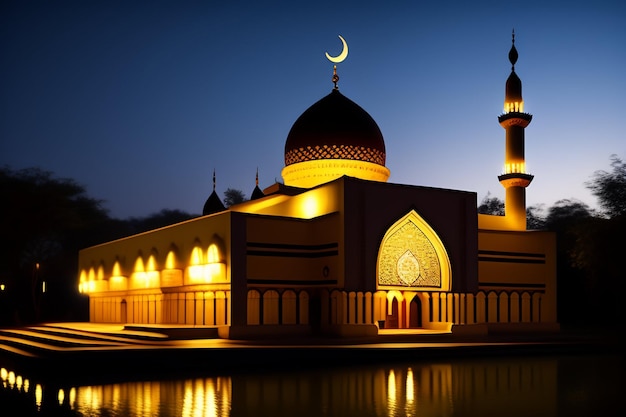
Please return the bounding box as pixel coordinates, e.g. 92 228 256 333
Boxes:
2 0 624 219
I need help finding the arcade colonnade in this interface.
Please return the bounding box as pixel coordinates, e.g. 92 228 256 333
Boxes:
88 287 548 332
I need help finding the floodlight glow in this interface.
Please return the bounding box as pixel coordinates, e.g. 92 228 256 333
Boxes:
504 100 524 113
112 261 122 276
165 251 177 269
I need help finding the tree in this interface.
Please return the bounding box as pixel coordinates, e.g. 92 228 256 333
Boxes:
0 166 110 323
477 193 504 215
541 199 593 326
586 154 626 218
223 188 246 208
544 199 593 228
526 204 547 230
126 209 196 235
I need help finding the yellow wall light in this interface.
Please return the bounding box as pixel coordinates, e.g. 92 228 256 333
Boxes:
187 265 205 283
301 193 321 219
207 244 220 263
165 250 177 269
109 275 128 291
207 262 227 282
131 255 159 289
190 246 204 265
112 261 122 277
78 270 87 293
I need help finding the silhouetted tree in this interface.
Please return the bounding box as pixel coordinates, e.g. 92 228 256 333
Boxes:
477 193 504 215
544 199 593 228
0 167 111 323
562 155 626 325
542 199 597 326
586 154 626 218
223 188 246 207
126 209 196 234
568 215 624 321
526 204 547 230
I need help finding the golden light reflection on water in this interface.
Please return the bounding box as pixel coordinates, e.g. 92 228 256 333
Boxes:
406 367 414 404
1 355 623 416
387 369 397 411
35 383 42 409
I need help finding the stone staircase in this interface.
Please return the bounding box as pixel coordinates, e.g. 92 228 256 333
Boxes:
0 323 172 359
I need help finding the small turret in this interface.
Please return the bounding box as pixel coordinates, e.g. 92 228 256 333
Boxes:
251 169 264 200
202 169 226 215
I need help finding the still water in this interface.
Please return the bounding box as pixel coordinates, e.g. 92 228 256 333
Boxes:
1 353 622 416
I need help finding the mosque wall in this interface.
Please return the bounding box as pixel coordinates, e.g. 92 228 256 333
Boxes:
244 212 342 287
477 229 557 323
77 180 557 334
78 211 233 282
341 177 478 293
239 286 554 336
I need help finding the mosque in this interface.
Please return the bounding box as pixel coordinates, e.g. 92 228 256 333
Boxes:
78 34 558 338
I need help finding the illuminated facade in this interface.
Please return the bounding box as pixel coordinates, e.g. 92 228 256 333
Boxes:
78 34 558 338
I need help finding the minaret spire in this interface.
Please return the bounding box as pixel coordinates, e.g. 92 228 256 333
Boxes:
509 29 518 71
497 31 533 230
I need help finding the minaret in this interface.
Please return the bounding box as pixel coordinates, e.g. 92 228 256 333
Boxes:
498 30 533 230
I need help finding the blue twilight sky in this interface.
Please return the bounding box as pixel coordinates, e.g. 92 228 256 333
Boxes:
1 0 624 219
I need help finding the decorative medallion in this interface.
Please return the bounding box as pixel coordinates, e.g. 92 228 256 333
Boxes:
397 250 420 285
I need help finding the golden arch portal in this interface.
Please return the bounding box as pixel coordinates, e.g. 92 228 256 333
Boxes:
377 210 451 291
376 210 452 329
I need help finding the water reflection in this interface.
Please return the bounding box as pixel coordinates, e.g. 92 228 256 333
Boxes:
1 354 622 416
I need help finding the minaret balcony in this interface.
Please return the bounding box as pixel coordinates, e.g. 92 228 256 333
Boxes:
498 172 534 188
498 112 532 128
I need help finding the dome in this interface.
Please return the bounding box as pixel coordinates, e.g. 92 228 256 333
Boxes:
284 89 386 166
281 89 390 188
202 190 225 215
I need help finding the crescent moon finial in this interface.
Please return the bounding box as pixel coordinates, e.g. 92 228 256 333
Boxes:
325 35 348 64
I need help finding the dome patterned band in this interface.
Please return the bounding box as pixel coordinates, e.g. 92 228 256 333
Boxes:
285 144 386 166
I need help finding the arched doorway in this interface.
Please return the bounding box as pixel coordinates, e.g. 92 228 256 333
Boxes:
120 299 127 323
385 298 399 328
409 296 422 328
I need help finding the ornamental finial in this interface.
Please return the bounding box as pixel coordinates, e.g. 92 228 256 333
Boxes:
326 35 348 90
508 29 519 70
